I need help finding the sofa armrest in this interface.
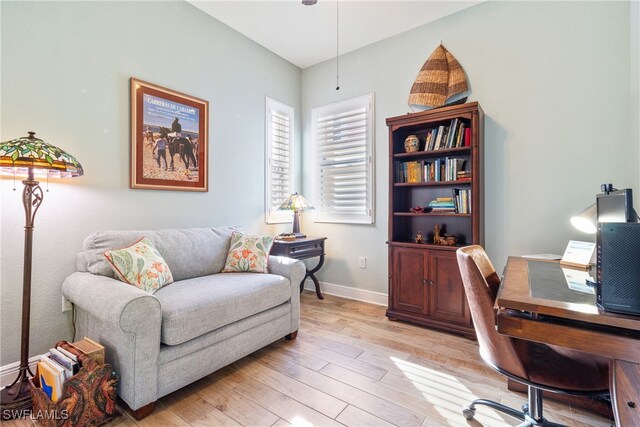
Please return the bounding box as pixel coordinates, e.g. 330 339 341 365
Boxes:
268 256 305 333
61 272 161 410
268 256 306 284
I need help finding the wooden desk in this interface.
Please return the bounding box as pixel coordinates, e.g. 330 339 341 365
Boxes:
496 257 640 426
271 237 327 299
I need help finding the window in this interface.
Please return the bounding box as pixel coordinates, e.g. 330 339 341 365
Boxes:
265 97 294 223
311 93 375 224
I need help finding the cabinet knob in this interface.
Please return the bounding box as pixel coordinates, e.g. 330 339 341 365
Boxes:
422 279 428 285
428 280 434 286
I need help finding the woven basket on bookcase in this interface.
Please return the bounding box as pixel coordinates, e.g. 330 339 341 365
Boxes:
30 357 117 427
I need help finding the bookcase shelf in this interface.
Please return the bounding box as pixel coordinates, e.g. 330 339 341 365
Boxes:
393 146 471 159
394 180 471 187
393 212 472 217
386 102 484 339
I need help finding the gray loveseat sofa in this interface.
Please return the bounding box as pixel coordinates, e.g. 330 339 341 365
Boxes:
61 227 305 418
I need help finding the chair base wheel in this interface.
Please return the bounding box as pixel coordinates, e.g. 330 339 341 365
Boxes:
462 407 476 420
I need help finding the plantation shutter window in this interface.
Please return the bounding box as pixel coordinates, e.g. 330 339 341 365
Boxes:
312 93 375 224
265 97 294 224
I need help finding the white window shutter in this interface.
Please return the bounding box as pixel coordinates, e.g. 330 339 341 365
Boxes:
265 97 294 224
312 94 374 224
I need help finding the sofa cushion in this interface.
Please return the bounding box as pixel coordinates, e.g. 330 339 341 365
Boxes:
104 237 174 293
153 273 291 345
81 227 238 281
222 231 274 273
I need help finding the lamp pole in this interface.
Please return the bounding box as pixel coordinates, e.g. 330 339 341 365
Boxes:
0 167 42 413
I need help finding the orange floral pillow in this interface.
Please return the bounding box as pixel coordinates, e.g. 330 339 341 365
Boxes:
222 232 274 273
104 237 174 293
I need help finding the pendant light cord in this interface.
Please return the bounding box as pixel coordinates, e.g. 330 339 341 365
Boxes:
336 0 340 90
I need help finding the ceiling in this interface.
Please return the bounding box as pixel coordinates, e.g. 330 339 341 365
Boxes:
188 1 481 69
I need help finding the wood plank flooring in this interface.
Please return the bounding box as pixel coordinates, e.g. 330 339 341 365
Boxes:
16 292 614 426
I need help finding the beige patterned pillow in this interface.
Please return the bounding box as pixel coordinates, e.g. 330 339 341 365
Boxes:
222 231 274 273
104 237 174 293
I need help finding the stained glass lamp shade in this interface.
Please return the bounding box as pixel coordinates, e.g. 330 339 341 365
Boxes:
0 132 83 177
278 192 314 238
0 132 83 417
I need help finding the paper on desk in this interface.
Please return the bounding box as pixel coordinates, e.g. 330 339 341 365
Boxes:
562 267 595 294
560 240 596 268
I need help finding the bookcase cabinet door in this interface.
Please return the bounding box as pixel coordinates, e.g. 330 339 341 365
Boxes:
428 250 472 326
390 247 428 315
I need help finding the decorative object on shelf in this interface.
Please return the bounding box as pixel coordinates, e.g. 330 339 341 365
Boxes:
0 132 83 416
278 192 314 238
404 134 420 152
415 231 424 244
408 43 469 111
30 356 117 427
444 235 458 246
433 223 443 245
410 206 424 213
130 78 209 191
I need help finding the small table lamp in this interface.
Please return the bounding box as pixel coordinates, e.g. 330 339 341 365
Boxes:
278 192 314 238
0 132 83 415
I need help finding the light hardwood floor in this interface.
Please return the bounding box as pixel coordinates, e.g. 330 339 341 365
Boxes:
10 292 613 427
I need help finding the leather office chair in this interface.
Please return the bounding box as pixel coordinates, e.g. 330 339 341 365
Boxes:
456 245 610 426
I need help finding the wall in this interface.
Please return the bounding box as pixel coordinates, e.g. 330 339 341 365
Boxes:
301 1 636 294
0 1 301 365
632 0 640 204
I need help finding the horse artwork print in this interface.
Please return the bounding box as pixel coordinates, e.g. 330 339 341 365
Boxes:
130 78 208 191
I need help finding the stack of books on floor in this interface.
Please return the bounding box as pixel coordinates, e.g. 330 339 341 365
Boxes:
35 337 104 402
428 197 456 212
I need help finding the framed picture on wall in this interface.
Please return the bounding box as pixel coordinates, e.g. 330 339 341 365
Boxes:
130 78 208 191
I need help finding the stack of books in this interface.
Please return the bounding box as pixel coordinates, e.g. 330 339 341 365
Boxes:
428 197 456 212
35 337 105 402
37 346 79 402
457 170 471 181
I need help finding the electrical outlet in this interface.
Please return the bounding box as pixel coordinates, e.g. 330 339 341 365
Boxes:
358 257 367 269
62 295 73 312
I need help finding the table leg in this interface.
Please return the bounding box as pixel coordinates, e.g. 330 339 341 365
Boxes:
301 253 325 300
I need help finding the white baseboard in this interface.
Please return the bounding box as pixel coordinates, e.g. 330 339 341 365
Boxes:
304 280 388 306
0 355 42 389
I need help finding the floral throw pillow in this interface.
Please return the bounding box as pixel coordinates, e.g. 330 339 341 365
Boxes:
222 231 274 273
104 237 174 294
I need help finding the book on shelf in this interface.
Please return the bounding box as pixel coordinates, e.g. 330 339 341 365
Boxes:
463 127 471 147
452 188 472 214
396 157 469 184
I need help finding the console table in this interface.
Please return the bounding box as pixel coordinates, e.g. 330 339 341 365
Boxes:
271 236 327 299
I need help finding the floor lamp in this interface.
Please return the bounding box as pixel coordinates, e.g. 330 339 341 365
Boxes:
0 132 83 416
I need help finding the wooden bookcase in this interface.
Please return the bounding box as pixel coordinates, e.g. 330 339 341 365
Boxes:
385 102 484 339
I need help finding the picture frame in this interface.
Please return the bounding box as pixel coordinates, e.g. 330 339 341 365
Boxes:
130 78 208 191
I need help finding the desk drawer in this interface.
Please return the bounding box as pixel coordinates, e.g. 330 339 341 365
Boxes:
288 242 323 259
